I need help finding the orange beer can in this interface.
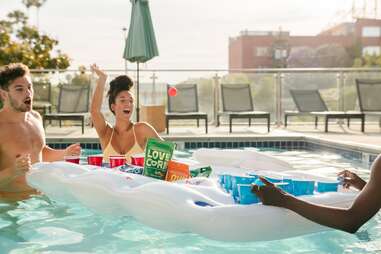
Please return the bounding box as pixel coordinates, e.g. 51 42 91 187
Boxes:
165 160 191 182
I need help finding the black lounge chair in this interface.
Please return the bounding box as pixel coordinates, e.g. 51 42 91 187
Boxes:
355 79 381 129
217 84 270 133
43 85 90 134
33 81 52 115
166 84 208 134
285 89 364 132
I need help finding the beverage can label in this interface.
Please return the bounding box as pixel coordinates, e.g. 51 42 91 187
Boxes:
143 138 175 180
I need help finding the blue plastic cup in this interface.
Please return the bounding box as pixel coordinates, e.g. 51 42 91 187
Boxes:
238 184 260 205
218 174 225 186
292 180 315 196
231 176 257 202
246 172 258 178
224 175 233 192
252 178 266 187
317 181 339 193
275 182 293 194
265 176 283 183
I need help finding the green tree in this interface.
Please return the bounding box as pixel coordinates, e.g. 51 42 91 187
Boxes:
0 9 70 69
361 54 381 67
287 47 318 68
287 44 352 68
352 54 381 67
350 40 381 67
315 44 352 68
70 65 91 86
22 0 47 29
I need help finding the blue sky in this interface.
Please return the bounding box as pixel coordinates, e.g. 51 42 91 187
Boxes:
0 0 355 71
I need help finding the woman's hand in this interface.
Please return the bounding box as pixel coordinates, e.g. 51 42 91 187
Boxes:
90 64 107 81
338 170 366 191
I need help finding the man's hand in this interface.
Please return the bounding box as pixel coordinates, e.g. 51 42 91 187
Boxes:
90 64 107 81
13 154 32 177
251 177 289 207
63 143 81 157
338 170 366 191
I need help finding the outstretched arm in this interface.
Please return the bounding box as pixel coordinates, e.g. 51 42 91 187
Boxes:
42 144 81 162
90 64 108 138
30 110 81 163
252 155 381 233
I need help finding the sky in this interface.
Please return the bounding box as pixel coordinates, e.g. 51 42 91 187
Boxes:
0 0 355 73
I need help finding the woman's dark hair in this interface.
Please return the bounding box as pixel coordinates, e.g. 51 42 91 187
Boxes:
108 75 133 114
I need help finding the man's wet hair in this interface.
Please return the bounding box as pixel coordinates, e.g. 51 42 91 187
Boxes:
107 75 133 114
0 63 30 90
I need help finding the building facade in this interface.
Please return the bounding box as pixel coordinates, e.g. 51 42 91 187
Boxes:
229 18 381 69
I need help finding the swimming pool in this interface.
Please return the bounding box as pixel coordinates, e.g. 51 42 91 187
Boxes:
1 149 380 253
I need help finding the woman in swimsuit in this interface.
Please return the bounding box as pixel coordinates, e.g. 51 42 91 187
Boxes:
90 64 162 163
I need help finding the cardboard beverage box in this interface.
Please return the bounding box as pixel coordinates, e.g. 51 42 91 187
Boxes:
190 165 213 178
165 157 213 181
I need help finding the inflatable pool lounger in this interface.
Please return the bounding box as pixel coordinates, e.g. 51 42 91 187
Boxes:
28 158 357 242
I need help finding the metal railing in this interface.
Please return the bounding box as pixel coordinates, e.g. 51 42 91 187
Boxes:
30 67 381 126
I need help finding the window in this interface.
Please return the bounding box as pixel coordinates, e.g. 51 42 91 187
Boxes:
362 26 381 37
255 47 270 57
274 49 288 59
282 49 288 58
362 46 381 56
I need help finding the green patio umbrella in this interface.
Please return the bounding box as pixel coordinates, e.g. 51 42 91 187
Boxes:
123 0 159 122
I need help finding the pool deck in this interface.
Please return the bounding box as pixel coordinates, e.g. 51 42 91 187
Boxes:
45 122 381 154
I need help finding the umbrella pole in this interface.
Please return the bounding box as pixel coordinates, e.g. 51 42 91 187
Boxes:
136 62 140 122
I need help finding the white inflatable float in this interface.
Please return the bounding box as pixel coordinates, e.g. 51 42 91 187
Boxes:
193 148 294 171
27 149 358 242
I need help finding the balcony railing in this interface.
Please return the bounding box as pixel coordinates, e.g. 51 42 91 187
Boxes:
30 67 381 126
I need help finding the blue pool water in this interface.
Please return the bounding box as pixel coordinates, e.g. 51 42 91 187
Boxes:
1 149 380 253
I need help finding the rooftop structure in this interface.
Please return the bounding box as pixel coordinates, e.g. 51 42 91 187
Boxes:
229 18 381 69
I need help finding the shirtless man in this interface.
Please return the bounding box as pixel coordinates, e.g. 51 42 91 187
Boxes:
252 154 381 234
0 63 81 201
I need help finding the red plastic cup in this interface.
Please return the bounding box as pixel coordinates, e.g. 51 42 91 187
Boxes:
64 155 80 164
131 155 145 166
109 156 126 168
87 155 103 166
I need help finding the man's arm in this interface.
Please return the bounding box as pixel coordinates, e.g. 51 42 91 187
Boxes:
32 108 81 162
0 167 15 187
42 144 81 162
0 155 31 187
253 155 381 233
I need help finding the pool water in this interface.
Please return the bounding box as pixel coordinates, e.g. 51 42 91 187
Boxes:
1 149 380 254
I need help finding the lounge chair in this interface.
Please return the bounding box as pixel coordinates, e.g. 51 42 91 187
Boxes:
43 85 90 134
355 79 381 129
33 81 52 115
166 84 208 134
284 89 364 132
217 84 270 133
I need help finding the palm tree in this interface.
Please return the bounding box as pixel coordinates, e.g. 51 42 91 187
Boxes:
22 0 47 29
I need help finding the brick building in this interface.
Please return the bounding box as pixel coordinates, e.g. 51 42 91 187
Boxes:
229 18 381 69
